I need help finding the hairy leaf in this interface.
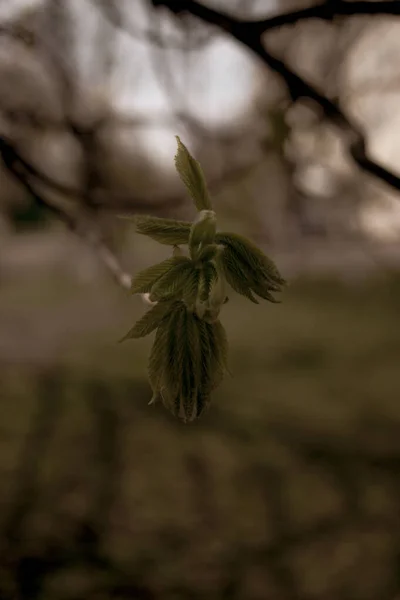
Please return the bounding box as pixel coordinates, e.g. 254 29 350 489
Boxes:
159 305 195 419
189 210 217 259
180 311 203 421
148 301 185 395
181 266 201 310
131 256 188 294
251 278 281 303
218 247 259 303
196 243 221 263
216 232 285 287
148 321 169 394
174 136 212 211
119 300 177 342
161 311 219 422
149 258 194 301
199 319 228 392
198 262 217 303
208 265 227 310
134 214 191 245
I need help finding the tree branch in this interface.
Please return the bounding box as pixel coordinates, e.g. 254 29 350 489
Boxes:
0 136 132 289
152 0 400 194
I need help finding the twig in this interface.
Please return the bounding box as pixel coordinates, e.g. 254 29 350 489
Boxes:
0 137 132 289
152 0 400 194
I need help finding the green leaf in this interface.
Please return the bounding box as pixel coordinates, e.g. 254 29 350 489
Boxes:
216 232 285 287
147 301 185 395
118 300 177 342
134 215 191 246
208 265 226 310
181 266 201 310
198 262 217 303
146 303 228 422
199 318 228 392
159 304 194 418
218 246 259 303
196 243 221 263
250 279 281 303
148 320 169 394
161 311 216 422
131 256 188 294
188 210 217 259
195 262 217 318
216 232 285 303
179 311 203 421
149 258 194 302
174 136 213 211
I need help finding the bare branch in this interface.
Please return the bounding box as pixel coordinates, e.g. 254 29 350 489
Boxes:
152 0 400 194
0 136 133 289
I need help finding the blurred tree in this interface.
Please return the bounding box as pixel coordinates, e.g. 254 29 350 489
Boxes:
1 0 400 286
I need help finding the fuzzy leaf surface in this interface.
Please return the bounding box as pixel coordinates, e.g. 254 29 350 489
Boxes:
189 210 217 258
134 215 191 245
218 247 259 303
216 232 285 287
131 256 188 294
174 136 212 211
149 258 195 301
119 300 177 342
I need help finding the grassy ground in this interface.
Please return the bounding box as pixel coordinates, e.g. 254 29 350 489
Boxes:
1 260 400 599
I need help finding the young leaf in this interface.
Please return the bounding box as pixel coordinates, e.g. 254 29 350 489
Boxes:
218 247 259 303
179 311 203 421
131 256 188 294
195 262 217 318
216 231 285 287
208 266 227 310
199 318 228 392
134 215 191 246
174 136 213 211
198 262 217 303
216 234 285 303
118 300 177 342
181 266 201 310
161 311 215 422
196 243 221 263
149 258 194 301
147 301 185 395
188 210 217 259
148 320 169 394
159 302 190 414
250 279 281 303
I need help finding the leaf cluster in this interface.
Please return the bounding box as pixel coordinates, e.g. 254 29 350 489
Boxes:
120 137 286 422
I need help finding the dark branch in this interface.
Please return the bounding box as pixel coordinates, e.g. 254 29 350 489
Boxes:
253 0 400 34
152 0 400 194
152 0 400 34
0 137 133 289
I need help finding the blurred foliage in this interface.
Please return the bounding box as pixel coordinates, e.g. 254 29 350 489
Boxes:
1 272 400 598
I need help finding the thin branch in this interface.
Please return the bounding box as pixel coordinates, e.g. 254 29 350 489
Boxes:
152 0 400 194
153 0 400 35
253 0 400 34
0 137 132 289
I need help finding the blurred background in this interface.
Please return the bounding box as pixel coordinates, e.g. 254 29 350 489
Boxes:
1 0 400 598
